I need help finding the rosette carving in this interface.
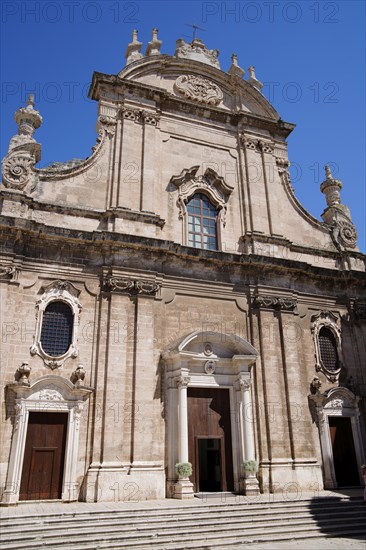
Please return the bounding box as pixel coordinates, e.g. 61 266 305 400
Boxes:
2 153 38 191
174 75 223 105
337 221 357 248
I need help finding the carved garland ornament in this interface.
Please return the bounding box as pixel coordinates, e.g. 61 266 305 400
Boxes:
106 277 161 296
174 75 223 106
253 295 297 311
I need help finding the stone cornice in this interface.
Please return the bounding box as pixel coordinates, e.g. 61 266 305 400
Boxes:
88 72 295 138
0 191 165 228
0 218 365 286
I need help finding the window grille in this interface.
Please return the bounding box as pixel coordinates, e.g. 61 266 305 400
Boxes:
40 301 73 357
319 327 339 371
187 193 218 250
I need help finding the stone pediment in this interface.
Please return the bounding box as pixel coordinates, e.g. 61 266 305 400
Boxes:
165 330 258 360
115 56 279 120
170 165 234 226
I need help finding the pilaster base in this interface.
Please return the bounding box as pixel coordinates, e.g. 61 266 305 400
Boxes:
241 474 260 496
83 462 165 502
173 477 194 499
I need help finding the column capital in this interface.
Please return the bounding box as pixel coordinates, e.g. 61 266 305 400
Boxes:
176 375 190 388
236 377 251 391
252 294 297 311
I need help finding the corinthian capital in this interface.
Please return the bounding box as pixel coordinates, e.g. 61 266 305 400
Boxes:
176 375 190 388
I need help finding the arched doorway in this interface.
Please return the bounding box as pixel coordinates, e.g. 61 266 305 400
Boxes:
162 330 259 498
309 387 365 489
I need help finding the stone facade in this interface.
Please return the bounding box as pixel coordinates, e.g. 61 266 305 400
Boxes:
1 30 365 504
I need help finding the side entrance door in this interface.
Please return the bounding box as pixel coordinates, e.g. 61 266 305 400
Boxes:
329 416 359 487
19 412 68 500
188 387 234 492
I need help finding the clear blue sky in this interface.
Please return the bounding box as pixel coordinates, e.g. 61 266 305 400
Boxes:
1 0 365 252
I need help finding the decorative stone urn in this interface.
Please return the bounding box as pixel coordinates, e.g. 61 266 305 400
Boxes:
173 462 194 499
240 460 260 496
16 362 31 385
71 364 86 387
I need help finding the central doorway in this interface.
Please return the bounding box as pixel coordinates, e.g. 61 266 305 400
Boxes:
19 412 68 500
197 437 224 491
188 387 234 492
329 416 359 487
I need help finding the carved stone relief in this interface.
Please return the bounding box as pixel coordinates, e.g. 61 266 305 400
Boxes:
174 75 223 106
253 295 297 311
106 277 161 296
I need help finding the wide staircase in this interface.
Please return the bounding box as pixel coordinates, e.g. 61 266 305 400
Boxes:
0 494 365 549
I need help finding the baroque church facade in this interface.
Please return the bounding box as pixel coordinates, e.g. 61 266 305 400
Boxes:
1 30 365 504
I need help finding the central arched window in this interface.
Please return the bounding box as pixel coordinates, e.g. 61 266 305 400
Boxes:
40 301 73 357
187 193 218 250
319 327 339 372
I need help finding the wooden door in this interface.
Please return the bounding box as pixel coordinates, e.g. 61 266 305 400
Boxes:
188 388 233 492
329 416 359 487
19 412 68 500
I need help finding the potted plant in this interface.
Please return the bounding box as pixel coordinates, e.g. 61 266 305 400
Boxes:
175 462 192 479
242 460 258 477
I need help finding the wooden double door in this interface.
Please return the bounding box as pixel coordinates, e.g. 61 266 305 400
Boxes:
19 412 68 500
187 388 234 492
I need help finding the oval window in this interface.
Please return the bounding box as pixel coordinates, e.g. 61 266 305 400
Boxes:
40 301 73 357
319 327 339 372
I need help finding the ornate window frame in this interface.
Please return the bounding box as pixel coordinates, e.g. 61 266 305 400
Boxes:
170 166 234 250
311 311 343 382
30 280 81 369
2 375 93 505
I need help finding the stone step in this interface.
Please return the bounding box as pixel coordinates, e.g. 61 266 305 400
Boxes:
1 509 365 549
2 522 366 550
1 495 361 526
1 505 364 539
1 497 364 550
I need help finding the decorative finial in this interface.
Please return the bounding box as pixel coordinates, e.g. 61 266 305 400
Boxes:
7 95 42 155
228 53 245 78
247 65 263 90
27 94 35 108
125 29 143 65
320 166 358 249
2 96 42 191
146 27 162 57
325 164 332 179
320 165 342 207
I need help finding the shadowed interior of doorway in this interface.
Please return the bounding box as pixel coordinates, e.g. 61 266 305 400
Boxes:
187 387 234 492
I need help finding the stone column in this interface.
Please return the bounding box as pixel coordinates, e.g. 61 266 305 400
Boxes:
238 376 259 496
173 374 194 499
177 375 190 463
241 379 255 462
